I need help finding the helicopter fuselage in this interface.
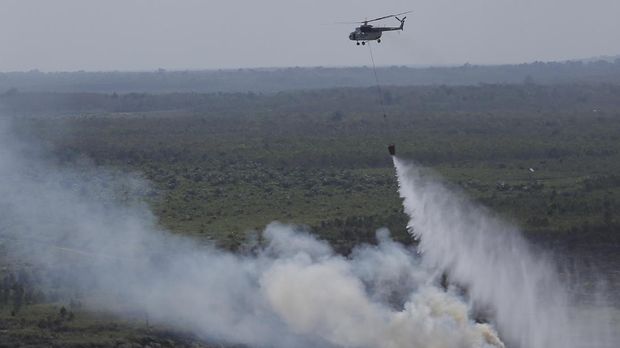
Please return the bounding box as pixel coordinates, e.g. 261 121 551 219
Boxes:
349 28 382 42
348 23 403 43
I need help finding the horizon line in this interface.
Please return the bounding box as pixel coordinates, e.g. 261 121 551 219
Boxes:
1 54 618 75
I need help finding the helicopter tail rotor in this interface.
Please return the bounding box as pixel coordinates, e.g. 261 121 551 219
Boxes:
396 16 407 30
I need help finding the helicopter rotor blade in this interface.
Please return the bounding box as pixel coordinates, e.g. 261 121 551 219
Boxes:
365 11 412 23
336 11 412 25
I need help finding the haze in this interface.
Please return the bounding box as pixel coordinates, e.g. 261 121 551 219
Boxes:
1 0 619 72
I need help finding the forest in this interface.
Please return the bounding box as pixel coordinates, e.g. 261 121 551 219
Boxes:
3 82 619 247
1 58 620 93
1 80 619 346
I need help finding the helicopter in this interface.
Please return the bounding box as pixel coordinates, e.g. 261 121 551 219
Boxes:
347 11 411 45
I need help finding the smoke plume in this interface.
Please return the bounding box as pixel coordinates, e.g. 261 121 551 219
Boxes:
0 120 509 347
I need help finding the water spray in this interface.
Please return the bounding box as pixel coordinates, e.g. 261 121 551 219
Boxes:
391 156 616 348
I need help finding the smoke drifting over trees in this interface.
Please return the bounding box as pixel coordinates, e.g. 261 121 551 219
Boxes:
0 117 616 347
0 120 507 347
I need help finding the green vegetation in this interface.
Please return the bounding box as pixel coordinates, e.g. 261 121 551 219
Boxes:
5 83 620 248
1 81 619 346
0 303 219 347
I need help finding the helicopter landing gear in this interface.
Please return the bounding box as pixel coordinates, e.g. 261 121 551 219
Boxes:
356 42 360 46
361 41 366 45
377 39 381 43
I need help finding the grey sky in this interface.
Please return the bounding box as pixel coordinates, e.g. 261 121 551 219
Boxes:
1 0 618 72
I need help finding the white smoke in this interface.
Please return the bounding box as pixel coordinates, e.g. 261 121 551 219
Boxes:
0 119 507 347
394 157 617 348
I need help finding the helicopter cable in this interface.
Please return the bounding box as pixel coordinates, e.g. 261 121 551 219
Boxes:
367 42 387 119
